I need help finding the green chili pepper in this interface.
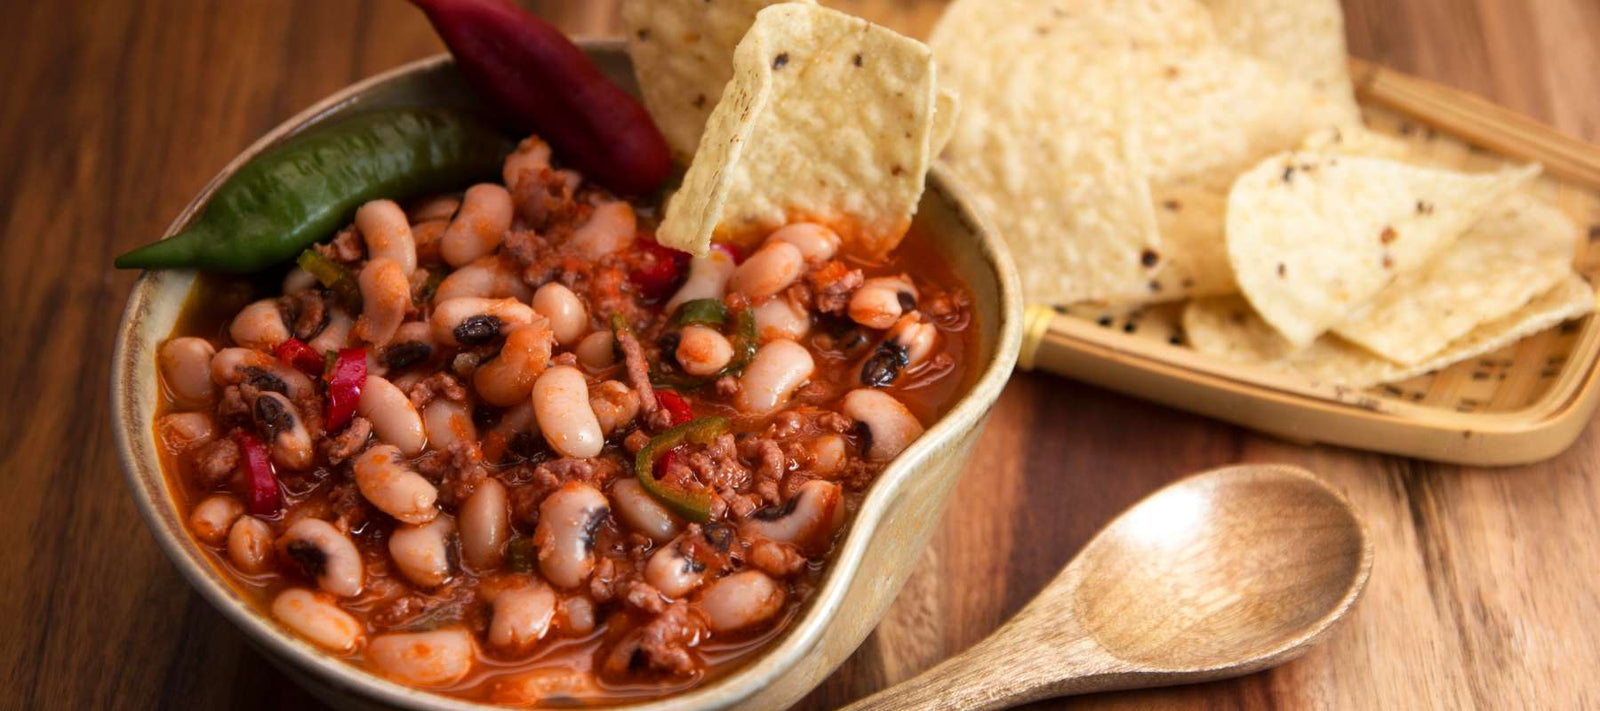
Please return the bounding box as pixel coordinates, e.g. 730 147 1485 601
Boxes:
669 298 728 328
114 108 512 272
635 416 729 523
296 249 363 314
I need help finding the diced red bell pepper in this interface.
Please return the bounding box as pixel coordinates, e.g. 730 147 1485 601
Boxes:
630 239 690 299
274 338 325 375
324 348 367 433
235 432 281 516
655 390 693 426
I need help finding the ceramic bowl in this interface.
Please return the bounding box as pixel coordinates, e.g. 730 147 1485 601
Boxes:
111 41 1022 710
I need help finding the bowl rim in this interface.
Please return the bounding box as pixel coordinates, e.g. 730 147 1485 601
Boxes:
112 46 1023 710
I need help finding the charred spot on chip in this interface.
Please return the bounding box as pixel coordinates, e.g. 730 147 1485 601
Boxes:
1148 280 1161 292
1281 165 1295 183
286 540 327 578
1380 226 1397 243
1096 315 1113 327
240 366 288 395
454 314 503 345
890 164 904 176
1161 199 1181 212
1139 248 1159 268
852 52 863 67
1276 263 1287 278
692 94 707 109
1588 225 1600 242
635 28 650 41
1416 200 1434 215
1121 322 1136 334
772 52 789 70
1164 65 1179 79
1381 253 1394 269
383 341 432 369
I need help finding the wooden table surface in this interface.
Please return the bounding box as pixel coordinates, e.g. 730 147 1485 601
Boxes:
4 1 1599 709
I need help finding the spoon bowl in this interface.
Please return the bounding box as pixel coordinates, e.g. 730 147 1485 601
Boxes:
846 464 1372 711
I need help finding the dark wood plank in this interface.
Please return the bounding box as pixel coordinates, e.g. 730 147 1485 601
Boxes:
2 1 1598 709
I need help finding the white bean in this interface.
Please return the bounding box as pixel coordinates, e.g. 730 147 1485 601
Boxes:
849 276 918 330
610 478 680 544
442 183 513 267
158 412 215 454
353 444 438 524
666 249 737 313
588 380 639 436
434 254 532 303
728 241 804 300
489 581 557 652
355 199 418 276
574 330 616 371
753 298 811 343
459 478 509 570
676 325 734 377
766 222 840 262
423 398 476 453
357 375 425 456
646 543 705 599
735 339 814 414
388 515 455 587
430 296 536 347
254 391 313 471
532 282 588 346
158 337 216 408
278 518 364 597
841 389 925 461
367 628 475 687
697 570 785 632
739 480 845 552
534 482 609 589
503 135 552 189
190 495 244 546
354 257 410 346
489 401 539 444
567 200 636 260
227 516 274 574
229 299 289 351
489 668 600 706
532 366 603 459
308 308 354 354
272 588 364 653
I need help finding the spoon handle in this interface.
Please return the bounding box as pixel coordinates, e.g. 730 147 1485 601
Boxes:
840 604 1124 711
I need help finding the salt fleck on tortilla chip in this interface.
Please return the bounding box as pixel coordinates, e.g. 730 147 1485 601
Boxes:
1334 194 1578 364
1146 182 1234 301
657 3 939 256
1185 275 1595 388
1226 152 1539 346
622 0 815 163
1200 0 1359 118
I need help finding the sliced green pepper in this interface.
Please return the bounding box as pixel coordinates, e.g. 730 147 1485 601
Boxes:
669 298 727 328
115 108 511 272
634 416 730 523
296 249 363 314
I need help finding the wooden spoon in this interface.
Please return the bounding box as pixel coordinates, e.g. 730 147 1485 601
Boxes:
844 463 1372 710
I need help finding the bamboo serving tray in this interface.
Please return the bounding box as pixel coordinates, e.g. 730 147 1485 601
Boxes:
1016 59 1600 466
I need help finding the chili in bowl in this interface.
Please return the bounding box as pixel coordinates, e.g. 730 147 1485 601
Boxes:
112 46 1020 710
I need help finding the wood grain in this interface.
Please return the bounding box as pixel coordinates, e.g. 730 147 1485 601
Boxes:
2 1 1599 709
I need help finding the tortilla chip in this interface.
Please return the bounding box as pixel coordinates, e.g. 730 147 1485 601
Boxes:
1226 152 1539 346
622 0 815 163
1185 275 1595 388
1299 125 1412 160
1199 0 1358 117
930 87 960 158
1334 194 1578 364
656 3 939 256
1147 182 1234 300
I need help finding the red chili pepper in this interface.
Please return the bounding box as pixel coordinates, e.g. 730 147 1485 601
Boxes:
712 242 745 265
274 338 325 375
235 432 281 516
655 390 693 426
409 0 672 196
324 348 367 433
630 239 690 299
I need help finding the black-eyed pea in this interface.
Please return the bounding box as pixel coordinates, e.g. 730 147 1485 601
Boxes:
353 257 410 346
728 241 804 300
610 478 681 544
645 542 704 599
887 312 939 367
190 494 244 546
278 518 364 597
271 588 364 653
502 136 552 189
434 254 533 303
533 482 608 589
676 325 734 376
753 298 811 343
282 267 318 294
532 282 588 346
734 339 814 415
766 222 840 262
227 516 274 574
666 249 737 313
308 308 354 354
210 347 315 399
459 478 510 571
352 444 438 524
253 392 313 471
366 628 476 687
158 337 216 408
356 376 425 456
588 380 639 436
848 276 918 330
489 580 557 653
567 200 636 260
574 330 616 371
557 596 596 635
388 515 455 587
696 570 785 633
441 183 513 267
840 388 925 461
422 399 476 453
739 480 845 553
158 412 216 454
229 299 290 351
409 194 461 223
532 366 603 459
430 296 536 347
354 199 418 276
